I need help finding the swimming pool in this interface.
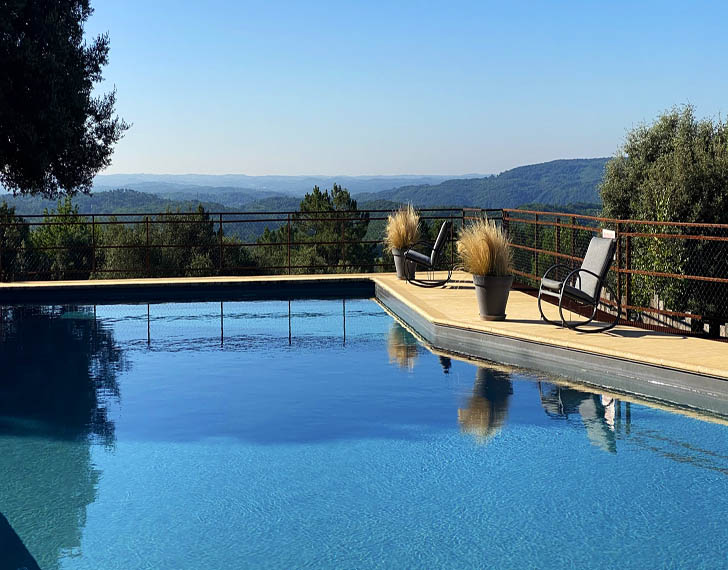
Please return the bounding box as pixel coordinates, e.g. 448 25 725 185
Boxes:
1 299 727 569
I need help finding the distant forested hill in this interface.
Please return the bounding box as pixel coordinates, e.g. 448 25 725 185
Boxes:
0 188 229 215
354 158 609 208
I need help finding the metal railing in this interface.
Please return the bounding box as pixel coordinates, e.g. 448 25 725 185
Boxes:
502 209 728 338
0 208 495 280
1 205 726 337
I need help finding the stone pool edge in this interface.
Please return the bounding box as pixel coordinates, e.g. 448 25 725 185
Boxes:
373 281 728 418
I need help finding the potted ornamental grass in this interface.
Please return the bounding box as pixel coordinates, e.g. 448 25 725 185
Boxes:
457 219 514 320
384 204 420 280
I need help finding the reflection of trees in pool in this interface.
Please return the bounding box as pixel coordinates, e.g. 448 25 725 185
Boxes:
0 306 125 569
538 382 618 453
0 306 124 442
458 366 513 444
387 322 419 370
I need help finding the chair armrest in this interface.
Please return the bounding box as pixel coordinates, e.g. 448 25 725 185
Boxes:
541 263 573 282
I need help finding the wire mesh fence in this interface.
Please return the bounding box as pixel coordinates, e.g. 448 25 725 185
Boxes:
2 205 726 337
0 208 469 280
503 209 728 338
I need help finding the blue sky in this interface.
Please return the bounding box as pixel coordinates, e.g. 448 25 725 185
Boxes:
87 0 728 175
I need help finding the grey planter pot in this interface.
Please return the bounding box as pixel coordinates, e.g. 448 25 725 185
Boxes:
472 274 514 321
391 248 416 280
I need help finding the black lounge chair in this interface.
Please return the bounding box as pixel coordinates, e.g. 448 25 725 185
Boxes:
537 236 620 333
403 221 454 288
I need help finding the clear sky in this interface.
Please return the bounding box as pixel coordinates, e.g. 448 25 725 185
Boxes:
87 0 728 176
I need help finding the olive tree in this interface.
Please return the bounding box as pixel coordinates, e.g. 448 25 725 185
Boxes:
600 105 728 335
0 0 128 197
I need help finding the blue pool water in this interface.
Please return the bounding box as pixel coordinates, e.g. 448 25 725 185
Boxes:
1 299 727 569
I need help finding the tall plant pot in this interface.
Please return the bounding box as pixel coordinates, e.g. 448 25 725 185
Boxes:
391 248 416 280
472 274 514 321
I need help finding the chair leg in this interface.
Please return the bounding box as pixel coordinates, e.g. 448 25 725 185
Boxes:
538 289 563 325
559 283 620 333
559 297 598 330
407 266 453 288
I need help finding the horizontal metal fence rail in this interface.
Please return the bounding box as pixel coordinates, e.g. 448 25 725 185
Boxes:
0 207 481 281
502 208 728 338
1 204 725 338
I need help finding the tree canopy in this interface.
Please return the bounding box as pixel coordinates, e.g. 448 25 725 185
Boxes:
0 0 128 198
600 106 728 335
600 105 728 223
256 184 373 273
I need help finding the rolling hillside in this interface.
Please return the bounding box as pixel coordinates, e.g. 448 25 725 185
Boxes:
354 158 609 208
0 188 229 216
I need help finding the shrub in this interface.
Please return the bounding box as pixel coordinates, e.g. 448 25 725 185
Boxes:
384 205 419 251
456 219 512 276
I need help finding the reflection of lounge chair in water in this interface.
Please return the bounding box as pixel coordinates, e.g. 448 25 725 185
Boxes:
458 367 513 443
538 382 617 453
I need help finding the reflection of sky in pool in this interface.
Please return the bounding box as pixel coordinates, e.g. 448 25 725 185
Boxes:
1 300 727 569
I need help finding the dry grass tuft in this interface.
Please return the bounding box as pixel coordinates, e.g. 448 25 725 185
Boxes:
456 219 513 276
387 325 418 370
458 396 507 443
384 205 420 251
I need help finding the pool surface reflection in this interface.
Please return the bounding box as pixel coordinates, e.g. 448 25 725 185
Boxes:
1 300 727 569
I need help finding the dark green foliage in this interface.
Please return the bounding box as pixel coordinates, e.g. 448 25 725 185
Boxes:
0 203 30 280
31 197 93 279
0 189 225 216
94 216 147 279
0 196 259 280
516 202 602 216
600 105 728 334
601 106 728 224
149 206 218 277
255 184 373 273
0 305 122 442
93 205 257 278
0 306 122 566
0 0 128 197
356 159 609 208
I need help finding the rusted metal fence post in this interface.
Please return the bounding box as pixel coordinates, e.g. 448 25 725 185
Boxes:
625 230 632 312
616 222 622 317
145 216 150 277
534 213 539 277
570 215 576 268
218 213 224 273
91 215 96 274
0 222 4 281
555 216 561 265
340 217 346 272
287 213 291 275
450 215 455 269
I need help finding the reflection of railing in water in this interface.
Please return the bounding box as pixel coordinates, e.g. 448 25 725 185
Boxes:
121 299 351 347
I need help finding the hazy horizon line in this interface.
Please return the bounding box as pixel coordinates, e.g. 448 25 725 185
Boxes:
96 156 610 180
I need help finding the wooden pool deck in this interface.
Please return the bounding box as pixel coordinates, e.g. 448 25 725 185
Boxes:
2 272 727 415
